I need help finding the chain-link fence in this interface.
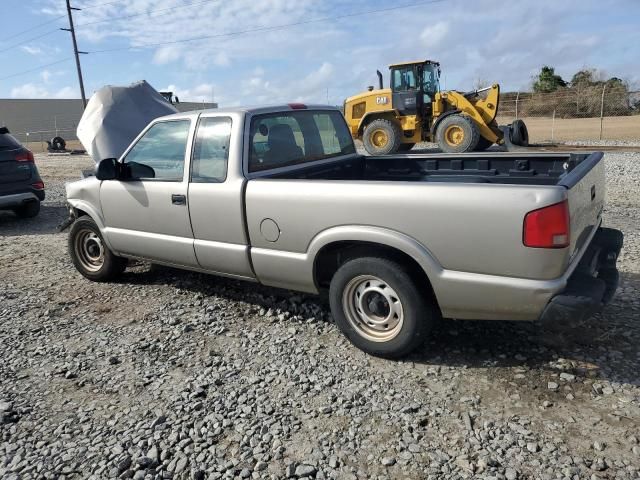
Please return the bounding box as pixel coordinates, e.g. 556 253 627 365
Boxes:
3 90 639 151
8 114 82 152
497 88 640 143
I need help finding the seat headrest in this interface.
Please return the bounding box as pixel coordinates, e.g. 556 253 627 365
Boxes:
268 124 297 148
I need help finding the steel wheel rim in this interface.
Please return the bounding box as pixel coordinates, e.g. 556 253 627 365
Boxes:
445 125 464 146
371 129 389 148
342 275 404 342
74 228 105 272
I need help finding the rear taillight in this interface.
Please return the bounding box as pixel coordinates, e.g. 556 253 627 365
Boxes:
523 200 570 248
32 181 45 190
15 150 34 163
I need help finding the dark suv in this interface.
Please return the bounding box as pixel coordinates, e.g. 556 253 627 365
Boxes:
0 127 45 218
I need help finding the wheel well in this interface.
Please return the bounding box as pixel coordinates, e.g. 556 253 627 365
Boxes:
358 112 397 135
430 109 461 136
314 241 439 306
74 207 89 218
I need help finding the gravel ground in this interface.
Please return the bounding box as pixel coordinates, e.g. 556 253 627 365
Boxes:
1 151 639 480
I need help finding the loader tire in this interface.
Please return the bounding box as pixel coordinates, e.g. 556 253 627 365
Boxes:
510 119 529 146
436 114 480 153
363 119 402 155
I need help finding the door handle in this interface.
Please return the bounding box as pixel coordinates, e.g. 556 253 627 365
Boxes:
171 194 186 205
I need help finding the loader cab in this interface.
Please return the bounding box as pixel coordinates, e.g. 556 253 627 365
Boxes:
389 60 440 117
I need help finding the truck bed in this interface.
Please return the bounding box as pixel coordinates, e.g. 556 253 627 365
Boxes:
247 150 605 292
267 151 600 186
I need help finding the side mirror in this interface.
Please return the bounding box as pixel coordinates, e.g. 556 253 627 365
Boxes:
95 158 118 180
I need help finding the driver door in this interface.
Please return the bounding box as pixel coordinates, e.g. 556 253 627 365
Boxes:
100 119 198 267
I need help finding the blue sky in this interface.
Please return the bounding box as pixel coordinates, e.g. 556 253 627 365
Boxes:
1 0 639 106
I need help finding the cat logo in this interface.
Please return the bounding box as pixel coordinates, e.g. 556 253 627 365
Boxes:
375 96 388 105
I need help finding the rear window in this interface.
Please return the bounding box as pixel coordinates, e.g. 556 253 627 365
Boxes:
0 133 21 150
249 110 355 172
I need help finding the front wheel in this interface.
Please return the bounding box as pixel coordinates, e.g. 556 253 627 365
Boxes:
68 216 127 281
329 257 438 358
436 114 480 153
362 119 402 155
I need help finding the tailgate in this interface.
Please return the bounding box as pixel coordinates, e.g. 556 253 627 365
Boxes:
560 152 605 258
0 152 32 184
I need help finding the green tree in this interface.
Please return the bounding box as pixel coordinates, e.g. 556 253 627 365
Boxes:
571 69 598 87
533 66 568 93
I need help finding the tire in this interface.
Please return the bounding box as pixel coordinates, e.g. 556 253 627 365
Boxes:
329 257 438 358
68 216 126 281
435 114 480 153
510 119 529 146
398 143 415 152
362 119 402 155
14 200 40 218
474 136 493 151
51 136 66 151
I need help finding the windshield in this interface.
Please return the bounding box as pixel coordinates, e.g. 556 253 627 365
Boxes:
423 64 440 95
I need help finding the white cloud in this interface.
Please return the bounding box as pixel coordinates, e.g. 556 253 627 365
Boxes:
161 83 216 103
11 83 49 98
31 0 640 106
21 45 43 55
153 45 182 65
41 70 52 83
9 82 77 99
420 21 449 48
54 86 77 98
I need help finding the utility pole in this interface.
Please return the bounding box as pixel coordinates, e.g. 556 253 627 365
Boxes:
61 0 88 108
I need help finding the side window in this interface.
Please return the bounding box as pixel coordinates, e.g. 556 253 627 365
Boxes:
123 120 190 180
393 69 402 90
191 117 232 182
393 68 417 91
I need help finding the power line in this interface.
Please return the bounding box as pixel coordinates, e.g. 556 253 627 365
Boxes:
0 29 60 54
0 15 65 42
74 0 221 28
0 58 72 82
0 0 121 43
79 0 124 10
88 0 446 54
0 0 446 84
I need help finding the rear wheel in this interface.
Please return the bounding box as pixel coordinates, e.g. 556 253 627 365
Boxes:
436 114 480 153
14 200 40 218
69 216 126 281
363 119 402 155
329 257 438 358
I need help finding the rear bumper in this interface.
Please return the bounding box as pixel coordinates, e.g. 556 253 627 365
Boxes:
0 191 43 209
539 227 623 323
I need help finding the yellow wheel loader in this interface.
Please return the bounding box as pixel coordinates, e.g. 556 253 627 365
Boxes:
343 60 529 155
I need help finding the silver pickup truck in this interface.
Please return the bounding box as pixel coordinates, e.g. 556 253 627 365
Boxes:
66 104 623 357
